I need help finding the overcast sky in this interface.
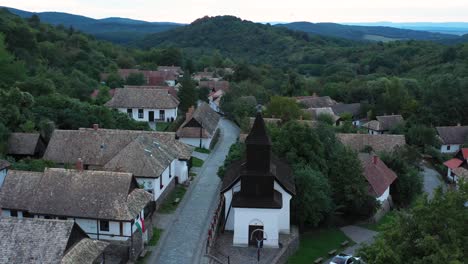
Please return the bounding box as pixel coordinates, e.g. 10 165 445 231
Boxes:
1 0 467 23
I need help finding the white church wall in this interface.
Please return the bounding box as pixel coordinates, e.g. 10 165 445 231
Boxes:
233 208 280 248
273 181 292 234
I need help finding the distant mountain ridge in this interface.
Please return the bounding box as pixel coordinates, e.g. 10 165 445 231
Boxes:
276 22 462 42
2 7 185 44
3 7 468 45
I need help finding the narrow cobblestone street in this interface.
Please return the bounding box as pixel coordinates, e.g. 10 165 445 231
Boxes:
148 118 239 264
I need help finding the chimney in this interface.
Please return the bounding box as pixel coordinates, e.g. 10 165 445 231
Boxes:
299 115 303 120
93 124 99 130
373 155 379 165
76 158 84 171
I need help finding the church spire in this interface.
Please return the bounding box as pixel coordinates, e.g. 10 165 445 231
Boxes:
245 112 271 173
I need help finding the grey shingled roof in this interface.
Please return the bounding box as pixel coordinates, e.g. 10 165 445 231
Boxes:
44 128 193 177
177 102 220 138
337 133 406 153
305 107 340 122
331 103 362 117
362 115 404 131
105 88 179 109
436 126 468 145
0 168 152 221
296 96 337 108
7 132 41 155
0 218 107 264
0 170 43 211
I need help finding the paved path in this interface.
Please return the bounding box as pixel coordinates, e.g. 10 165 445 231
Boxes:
192 151 209 161
149 118 239 264
339 226 378 256
421 162 445 199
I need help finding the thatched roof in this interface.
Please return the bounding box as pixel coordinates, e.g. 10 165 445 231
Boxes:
436 126 468 145
0 168 152 221
105 88 179 109
7 133 42 155
177 102 220 138
337 133 406 153
44 128 192 177
0 218 107 264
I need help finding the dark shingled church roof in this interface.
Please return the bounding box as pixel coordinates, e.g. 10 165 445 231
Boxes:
245 113 271 145
0 218 108 264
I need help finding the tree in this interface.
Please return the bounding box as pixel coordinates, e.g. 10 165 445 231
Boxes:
177 74 197 112
358 183 468 264
292 165 333 230
125 72 145 86
198 87 210 102
106 73 124 89
265 96 302 121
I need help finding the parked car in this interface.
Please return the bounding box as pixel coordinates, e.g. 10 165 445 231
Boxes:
330 253 364 264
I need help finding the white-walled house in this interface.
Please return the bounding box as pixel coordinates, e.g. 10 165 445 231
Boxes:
105 88 179 123
359 154 397 204
0 168 151 245
362 115 404 135
43 128 193 204
443 148 468 183
0 218 108 264
220 114 295 248
436 126 468 153
177 102 221 149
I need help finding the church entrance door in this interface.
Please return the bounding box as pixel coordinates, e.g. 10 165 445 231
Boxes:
248 225 264 246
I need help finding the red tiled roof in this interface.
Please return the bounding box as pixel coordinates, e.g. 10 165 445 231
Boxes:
444 158 464 169
359 154 398 197
462 148 468 160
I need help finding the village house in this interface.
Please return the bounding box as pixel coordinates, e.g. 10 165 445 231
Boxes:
295 95 337 108
337 133 406 153
443 148 468 183
304 107 340 124
43 127 193 203
0 168 152 259
124 85 179 99
221 113 295 248
193 70 217 82
0 160 10 187
436 125 468 153
359 154 398 205
0 217 108 264
362 115 404 135
177 103 221 149
101 69 179 87
331 103 363 126
105 87 179 123
200 80 230 113
158 65 184 76
7 132 47 158
208 89 225 113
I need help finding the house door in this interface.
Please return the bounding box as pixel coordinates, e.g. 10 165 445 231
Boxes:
159 110 165 121
248 225 264 246
148 111 154 122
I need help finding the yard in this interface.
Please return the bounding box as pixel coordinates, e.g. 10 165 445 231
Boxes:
156 122 170 132
191 157 204 167
195 147 211 154
157 185 187 214
288 228 354 264
359 211 397 232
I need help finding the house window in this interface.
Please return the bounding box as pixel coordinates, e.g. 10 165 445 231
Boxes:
127 109 133 117
160 175 164 190
23 211 32 218
447 145 451 151
58 216 67 220
100 220 110 232
10 210 17 217
138 109 144 119
120 222 124 236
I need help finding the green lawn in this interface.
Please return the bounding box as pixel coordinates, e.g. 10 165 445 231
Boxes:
195 147 211 154
156 122 170 131
158 186 187 213
189 172 197 177
149 228 163 246
288 229 354 264
360 211 397 232
192 157 204 167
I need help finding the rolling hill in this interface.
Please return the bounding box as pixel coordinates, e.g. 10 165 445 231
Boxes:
275 22 461 42
3 7 184 44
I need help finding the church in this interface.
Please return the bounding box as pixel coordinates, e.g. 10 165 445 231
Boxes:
221 113 295 248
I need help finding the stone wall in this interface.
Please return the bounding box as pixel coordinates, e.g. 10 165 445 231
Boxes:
270 226 300 264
